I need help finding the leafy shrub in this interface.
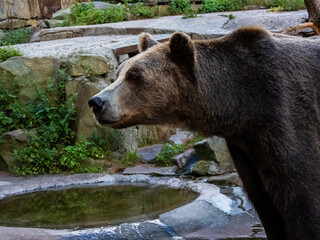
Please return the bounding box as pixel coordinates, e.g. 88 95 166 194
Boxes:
200 0 246 13
156 143 185 166
1 28 32 46
0 46 22 62
170 0 192 15
69 3 127 25
269 0 304 11
182 9 197 19
121 151 140 166
88 129 124 153
130 3 157 18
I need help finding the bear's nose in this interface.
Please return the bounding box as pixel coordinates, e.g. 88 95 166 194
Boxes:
88 96 104 112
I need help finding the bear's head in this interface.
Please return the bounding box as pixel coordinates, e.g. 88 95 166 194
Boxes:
88 32 198 129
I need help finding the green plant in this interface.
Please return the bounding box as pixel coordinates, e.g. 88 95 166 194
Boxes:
269 0 304 11
200 0 246 13
0 46 22 62
182 9 198 19
1 28 32 46
190 132 204 146
156 143 185 166
9 69 77 175
138 133 158 147
228 13 235 19
129 3 157 18
170 0 192 15
88 129 124 153
0 64 126 175
121 151 140 166
69 3 127 26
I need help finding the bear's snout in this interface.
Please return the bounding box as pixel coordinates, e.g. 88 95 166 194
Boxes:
88 96 104 113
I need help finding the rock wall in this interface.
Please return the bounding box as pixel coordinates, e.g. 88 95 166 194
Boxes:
0 0 90 21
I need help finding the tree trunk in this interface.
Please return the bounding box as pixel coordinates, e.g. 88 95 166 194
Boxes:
305 0 320 29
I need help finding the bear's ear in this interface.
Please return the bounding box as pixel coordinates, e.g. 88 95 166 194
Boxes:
169 32 196 79
139 33 159 52
169 32 195 67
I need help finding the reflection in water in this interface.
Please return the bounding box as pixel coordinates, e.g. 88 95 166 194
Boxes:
0 185 198 229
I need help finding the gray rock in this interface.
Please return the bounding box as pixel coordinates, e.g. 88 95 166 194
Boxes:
207 172 242 186
44 20 64 28
66 76 108 139
194 139 216 161
67 54 111 77
174 149 200 175
52 8 71 20
0 129 35 171
169 130 194 145
137 144 163 163
192 160 210 176
0 30 4 42
123 164 177 176
194 137 235 175
160 200 230 236
0 0 40 21
208 160 233 176
137 222 172 240
0 56 59 104
119 223 142 239
174 148 196 168
0 19 26 29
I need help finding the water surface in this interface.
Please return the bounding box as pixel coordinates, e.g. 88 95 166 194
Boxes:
0 184 198 229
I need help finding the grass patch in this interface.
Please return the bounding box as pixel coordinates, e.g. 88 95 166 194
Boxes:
269 0 305 11
156 143 185 166
200 0 246 13
129 3 157 18
0 46 22 62
170 0 193 14
121 151 140 166
68 3 127 25
1 28 32 46
199 0 305 12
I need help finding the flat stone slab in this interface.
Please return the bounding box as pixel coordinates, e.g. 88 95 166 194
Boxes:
14 34 171 59
34 9 308 43
123 164 178 176
0 173 265 239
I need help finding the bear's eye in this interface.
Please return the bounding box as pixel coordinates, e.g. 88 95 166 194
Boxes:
126 71 142 83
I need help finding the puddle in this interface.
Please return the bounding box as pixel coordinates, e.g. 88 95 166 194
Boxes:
0 184 198 229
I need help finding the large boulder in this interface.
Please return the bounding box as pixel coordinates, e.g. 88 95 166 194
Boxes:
66 75 109 140
52 8 71 20
0 0 40 21
192 160 211 176
0 19 27 29
193 136 235 175
169 130 194 145
0 56 59 103
0 0 90 24
44 19 64 28
0 129 35 171
137 144 163 164
67 54 112 77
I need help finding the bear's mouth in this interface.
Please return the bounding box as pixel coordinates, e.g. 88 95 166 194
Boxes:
96 119 118 125
94 114 129 129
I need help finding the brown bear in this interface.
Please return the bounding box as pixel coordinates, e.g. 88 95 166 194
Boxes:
89 27 320 240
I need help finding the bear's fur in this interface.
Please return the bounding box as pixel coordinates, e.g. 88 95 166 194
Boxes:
89 27 320 240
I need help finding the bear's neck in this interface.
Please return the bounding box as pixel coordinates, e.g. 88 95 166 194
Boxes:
186 41 279 138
